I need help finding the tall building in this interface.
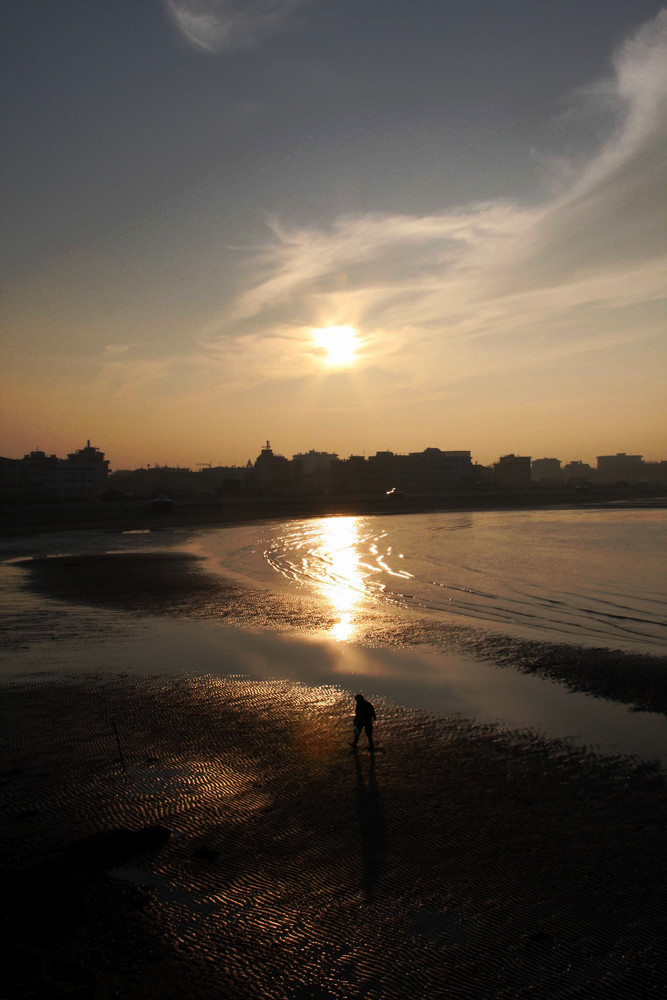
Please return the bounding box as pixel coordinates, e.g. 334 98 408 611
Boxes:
0 441 110 500
563 460 594 484
493 454 531 486
596 453 644 483
252 441 295 494
20 450 63 497
292 449 339 496
65 441 110 497
531 458 563 483
292 450 339 475
406 449 473 492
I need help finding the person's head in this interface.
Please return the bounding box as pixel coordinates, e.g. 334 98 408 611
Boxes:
355 693 364 702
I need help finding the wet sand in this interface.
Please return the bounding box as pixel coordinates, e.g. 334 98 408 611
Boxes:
2 548 667 997
2 672 666 1000
14 550 667 715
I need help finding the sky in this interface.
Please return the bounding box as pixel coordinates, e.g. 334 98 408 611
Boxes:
1 0 666 470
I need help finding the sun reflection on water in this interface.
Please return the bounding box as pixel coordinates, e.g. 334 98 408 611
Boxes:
260 515 414 642
310 517 369 641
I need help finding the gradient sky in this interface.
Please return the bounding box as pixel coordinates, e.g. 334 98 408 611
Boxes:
1 0 666 470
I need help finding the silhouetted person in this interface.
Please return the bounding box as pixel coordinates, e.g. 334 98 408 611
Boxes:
351 693 376 753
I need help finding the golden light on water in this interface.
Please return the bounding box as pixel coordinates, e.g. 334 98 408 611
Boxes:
313 325 359 368
313 516 368 641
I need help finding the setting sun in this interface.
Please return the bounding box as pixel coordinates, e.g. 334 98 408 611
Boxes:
313 325 358 368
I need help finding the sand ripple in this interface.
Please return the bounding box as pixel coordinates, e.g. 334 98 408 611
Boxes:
1 674 666 998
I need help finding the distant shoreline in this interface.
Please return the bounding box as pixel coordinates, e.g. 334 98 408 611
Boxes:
1 485 665 537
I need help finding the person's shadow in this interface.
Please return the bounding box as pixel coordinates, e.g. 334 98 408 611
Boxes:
354 752 387 901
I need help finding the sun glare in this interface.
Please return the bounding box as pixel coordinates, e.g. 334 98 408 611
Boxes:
313 325 358 368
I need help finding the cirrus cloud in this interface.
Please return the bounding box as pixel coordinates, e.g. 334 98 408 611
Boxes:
216 9 667 389
100 9 667 433
165 0 311 53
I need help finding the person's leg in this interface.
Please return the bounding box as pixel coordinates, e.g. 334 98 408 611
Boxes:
365 722 374 754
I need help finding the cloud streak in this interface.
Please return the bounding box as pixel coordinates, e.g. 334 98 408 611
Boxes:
165 0 310 53
85 8 666 445
212 10 666 389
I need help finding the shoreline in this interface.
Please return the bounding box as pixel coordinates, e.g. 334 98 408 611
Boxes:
2 672 666 999
2 486 665 537
10 548 667 718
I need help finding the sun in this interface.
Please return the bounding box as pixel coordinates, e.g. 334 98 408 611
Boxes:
313 325 358 368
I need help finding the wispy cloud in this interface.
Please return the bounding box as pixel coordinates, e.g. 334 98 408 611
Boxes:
165 0 310 53
94 348 184 399
213 9 666 387
99 10 666 410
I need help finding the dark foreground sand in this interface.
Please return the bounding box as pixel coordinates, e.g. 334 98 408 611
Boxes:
2 673 666 1000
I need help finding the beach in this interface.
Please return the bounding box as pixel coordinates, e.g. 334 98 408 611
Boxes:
2 671 667 1000
1 540 667 998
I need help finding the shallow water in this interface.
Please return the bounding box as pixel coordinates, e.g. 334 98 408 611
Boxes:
186 508 666 654
2 508 667 762
2 567 667 764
